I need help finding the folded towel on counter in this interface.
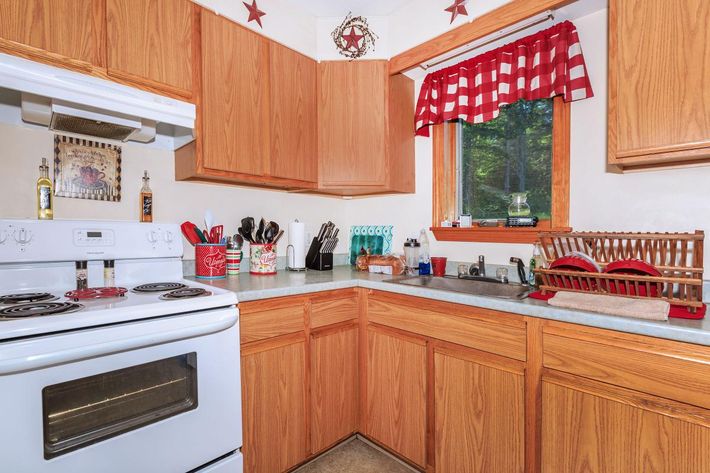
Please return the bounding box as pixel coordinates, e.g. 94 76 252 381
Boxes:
548 291 670 321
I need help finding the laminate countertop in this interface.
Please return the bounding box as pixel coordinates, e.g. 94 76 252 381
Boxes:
189 266 710 347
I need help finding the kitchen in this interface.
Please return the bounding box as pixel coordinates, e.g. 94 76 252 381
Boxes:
0 0 708 472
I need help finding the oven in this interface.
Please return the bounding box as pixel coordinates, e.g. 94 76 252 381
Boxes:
0 307 242 473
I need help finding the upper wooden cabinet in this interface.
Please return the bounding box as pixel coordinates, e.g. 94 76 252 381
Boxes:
175 9 319 190
317 61 415 195
269 42 318 183
0 0 105 72
608 0 710 170
106 0 196 98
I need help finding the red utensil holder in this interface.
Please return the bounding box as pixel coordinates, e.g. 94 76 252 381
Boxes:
195 243 227 279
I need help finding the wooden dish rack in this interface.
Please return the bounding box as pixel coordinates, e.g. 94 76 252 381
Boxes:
536 231 705 313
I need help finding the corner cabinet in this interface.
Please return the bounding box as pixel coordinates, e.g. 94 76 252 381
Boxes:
608 0 710 170
317 61 415 195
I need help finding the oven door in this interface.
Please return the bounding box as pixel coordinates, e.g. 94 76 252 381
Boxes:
0 307 242 473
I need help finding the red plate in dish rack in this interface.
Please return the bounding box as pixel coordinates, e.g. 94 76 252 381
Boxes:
65 287 128 301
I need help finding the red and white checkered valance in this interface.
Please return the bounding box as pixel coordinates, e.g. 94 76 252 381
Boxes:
415 21 593 137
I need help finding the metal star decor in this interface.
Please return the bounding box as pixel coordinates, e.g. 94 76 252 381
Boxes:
243 0 266 28
444 0 469 24
331 13 378 60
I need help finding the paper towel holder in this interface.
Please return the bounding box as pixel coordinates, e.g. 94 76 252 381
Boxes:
286 244 307 272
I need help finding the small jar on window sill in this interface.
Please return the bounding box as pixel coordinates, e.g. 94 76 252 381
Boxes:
508 192 531 217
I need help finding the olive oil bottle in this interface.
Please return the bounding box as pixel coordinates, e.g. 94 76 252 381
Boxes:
37 158 53 220
140 170 153 222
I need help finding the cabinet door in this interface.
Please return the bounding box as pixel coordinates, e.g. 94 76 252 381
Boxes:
201 10 269 176
269 42 317 183
318 61 387 187
311 324 358 453
434 347 525 473
241 339 307 473
542 375 710 473
366 326 426 468
0 0 105 70
609 0 710 167
106 0 195 96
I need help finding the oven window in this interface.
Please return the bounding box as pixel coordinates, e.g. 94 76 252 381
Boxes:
42 353 198 459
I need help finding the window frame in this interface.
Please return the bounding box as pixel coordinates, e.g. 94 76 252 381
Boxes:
431 96 571 243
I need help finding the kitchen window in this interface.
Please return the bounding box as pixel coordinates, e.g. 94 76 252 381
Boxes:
432 96 571 243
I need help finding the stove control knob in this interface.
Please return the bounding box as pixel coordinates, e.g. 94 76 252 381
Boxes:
147 230 160 243
164 230 174 243
14 228 32 245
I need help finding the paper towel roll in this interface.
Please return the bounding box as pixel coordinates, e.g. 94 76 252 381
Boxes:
287 220 306 269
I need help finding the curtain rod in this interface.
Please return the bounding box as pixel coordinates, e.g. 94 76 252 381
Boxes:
420 10 555 71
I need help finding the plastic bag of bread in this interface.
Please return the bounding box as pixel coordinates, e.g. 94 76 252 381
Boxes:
366 254 405 275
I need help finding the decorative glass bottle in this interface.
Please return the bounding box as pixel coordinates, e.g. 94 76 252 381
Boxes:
37 158 53 220
508 192 531 217
140 170 153 222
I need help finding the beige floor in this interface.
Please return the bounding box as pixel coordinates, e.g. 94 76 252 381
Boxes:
295 437 417 473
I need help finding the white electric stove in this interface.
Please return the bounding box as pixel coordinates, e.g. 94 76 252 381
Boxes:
0 219 243 473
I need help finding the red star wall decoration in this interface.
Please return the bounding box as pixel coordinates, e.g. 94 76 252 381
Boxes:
341 26 364 50
444 0 468 24
243 0 266 28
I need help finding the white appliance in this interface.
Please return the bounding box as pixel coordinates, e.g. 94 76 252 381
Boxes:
0 53 195 147
0 219 242 473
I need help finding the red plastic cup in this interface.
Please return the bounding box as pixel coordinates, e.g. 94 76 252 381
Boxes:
431 256 448 277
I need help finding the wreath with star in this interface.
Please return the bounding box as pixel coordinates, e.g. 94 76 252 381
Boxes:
331 13 378 60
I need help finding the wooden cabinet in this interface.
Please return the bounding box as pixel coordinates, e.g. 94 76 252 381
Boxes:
175 9 319 190
608 0 710 170
365 326 427 468
106 0 196 98
310 323 358 453
542 372 710 472
317 61 415 195
0 0 105 72
434 345 525 473
200 9 269 178
241 337 308 473
269 42 317 183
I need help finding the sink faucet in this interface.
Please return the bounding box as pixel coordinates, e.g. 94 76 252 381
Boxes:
469 255 486 277
510 257 528 285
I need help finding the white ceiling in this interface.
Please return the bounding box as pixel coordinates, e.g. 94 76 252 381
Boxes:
290 0 413 17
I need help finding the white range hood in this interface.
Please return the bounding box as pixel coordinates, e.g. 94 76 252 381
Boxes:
0 53 195 148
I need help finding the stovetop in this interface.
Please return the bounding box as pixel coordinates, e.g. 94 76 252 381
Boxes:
0 280 237 341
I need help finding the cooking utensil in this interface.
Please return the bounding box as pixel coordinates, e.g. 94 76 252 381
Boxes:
241 217 255 242
238 227 253 244
234 234 244 249
255 218 266 244
273 229 284 244
180 222 201 246
263 222 275 244
194 224 208 243
204 209 215 233
269 222 280 241
209 225 223 244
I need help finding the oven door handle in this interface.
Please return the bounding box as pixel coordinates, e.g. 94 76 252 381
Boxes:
0 308 238 375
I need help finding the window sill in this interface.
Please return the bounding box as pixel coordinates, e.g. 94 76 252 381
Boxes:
430 222 572 244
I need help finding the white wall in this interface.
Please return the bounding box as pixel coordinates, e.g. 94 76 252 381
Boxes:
191 0 317 57
345 8 710 270
0 123 347 260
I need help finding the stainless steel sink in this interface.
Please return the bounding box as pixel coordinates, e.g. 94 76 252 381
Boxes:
386 276 531 300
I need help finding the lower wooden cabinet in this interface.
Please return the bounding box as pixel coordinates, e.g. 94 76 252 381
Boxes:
310 323 359 453
434 346 525 473
365 326 427 468
542 373 710 473
241 337 308 473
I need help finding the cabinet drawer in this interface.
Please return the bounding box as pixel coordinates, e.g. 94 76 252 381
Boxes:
240 301 305 344
367 293 527 361
311 295 358 329
543 325 710 409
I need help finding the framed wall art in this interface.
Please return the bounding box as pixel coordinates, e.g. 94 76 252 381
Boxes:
53 135 122 202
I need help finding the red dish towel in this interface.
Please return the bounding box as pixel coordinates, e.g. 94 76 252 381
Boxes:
528 290 707 320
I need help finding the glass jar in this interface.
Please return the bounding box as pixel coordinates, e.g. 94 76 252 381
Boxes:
508 192 531 217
